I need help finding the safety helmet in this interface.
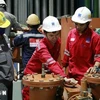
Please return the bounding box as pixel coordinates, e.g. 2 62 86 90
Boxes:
26 14 40 25
42 16 61 32
0 0 7 6
0 11 10 28
72 7 92 24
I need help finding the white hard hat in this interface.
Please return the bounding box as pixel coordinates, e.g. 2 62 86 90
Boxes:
0 0 7 6
72 6 92 23
42 16 61 32
26 14 40 25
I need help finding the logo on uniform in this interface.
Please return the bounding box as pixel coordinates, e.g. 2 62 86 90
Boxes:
86 37 91 43
70 38 75 41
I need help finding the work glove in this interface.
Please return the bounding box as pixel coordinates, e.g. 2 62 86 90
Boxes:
64 77 78 87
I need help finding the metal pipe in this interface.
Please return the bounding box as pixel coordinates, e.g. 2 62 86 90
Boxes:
41 64 45 78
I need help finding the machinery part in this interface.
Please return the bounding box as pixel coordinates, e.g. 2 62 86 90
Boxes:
68 93 79 100
55 86 64 100
81 78 87 91
22 73 64 100
68 92 93 100
41 64 45 78
84 68 100 100
84 73 100 84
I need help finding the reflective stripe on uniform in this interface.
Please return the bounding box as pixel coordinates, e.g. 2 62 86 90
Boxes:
23 33 44 38
94 54 100 59
64 49 70 56
29 38 40 47
30 42 38 47
44 58 56 66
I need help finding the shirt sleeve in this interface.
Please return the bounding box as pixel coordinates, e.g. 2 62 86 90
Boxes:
37 45 67 77
11 15 23 31
93 34 100 62
13 34 25 46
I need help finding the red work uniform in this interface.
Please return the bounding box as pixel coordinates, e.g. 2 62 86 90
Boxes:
62 28 100 84
23 37 66 100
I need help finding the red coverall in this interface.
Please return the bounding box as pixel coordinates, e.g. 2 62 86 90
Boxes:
62 28 100 84
23 37 66 100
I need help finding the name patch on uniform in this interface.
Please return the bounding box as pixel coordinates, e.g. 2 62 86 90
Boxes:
70 38 75 41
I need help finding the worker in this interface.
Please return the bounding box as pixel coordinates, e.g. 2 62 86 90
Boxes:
0 11 16 100
12 14 44 78
23 16 77 100
24 16 66 77
62 6 100 84
0 0 23 36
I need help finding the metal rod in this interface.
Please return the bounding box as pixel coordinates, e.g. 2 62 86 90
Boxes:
41 64 45 78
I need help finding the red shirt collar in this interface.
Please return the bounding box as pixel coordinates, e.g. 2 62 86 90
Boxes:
75 27 91 36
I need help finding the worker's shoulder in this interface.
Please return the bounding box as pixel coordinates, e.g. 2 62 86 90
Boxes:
4 11 16 19
67 28 76 37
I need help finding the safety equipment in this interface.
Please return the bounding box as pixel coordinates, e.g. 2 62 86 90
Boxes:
26 14 40 25
72 7 92 23
0 11 10 28
42 16 61 32
0 0 7 6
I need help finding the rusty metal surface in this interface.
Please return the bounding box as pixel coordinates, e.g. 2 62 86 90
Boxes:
22 73 64 87
84 75 100 84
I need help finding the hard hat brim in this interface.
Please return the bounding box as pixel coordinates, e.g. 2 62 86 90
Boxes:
71 16 92 24
42 25 61 32
0 19 10 28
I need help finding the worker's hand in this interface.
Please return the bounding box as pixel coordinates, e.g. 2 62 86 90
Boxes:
22 27 29 32
87 66 100 74
14 67 18 81
87 62 100 74
37 25 44 34
14 73 18 81
64 77 78 86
